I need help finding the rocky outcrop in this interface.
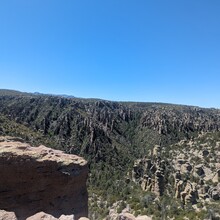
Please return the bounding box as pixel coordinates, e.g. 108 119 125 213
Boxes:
0 210 17 220
132 146 167 196
0 136 88 220
0 210 86 220
140 106 220 135
26 212 74 220
107 205 152 220
132 133 220 209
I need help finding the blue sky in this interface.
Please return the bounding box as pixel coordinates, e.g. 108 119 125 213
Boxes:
0 0 220 108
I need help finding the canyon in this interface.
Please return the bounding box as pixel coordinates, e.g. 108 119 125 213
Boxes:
0 89 219 219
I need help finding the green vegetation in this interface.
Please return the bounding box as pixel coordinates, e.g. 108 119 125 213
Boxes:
0 89 220 219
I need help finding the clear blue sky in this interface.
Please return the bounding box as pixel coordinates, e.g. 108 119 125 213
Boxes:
0 0 220 108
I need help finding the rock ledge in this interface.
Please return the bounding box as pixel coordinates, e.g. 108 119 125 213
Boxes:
0 136 88 220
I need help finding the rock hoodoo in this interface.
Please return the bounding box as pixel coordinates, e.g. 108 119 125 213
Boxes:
0 136 88 220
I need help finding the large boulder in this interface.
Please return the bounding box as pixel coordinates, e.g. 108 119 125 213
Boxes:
0 210 17 220
26 212 58 220
0 136 88 220
26 212 74 220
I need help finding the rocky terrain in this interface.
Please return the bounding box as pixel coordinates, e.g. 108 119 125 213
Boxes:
130 132 220 219
132 140 220 201
0 210 76 220
0 89 220 219
0 136 88 220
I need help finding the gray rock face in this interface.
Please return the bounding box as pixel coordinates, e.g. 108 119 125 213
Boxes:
140 106 220 135
0 137 88 220
132 146 166 196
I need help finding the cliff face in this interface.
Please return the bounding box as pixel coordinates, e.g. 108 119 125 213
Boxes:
0 136 88 220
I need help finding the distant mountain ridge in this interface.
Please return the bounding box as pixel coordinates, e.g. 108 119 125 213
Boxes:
0 89 75 99
1 89 216 109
